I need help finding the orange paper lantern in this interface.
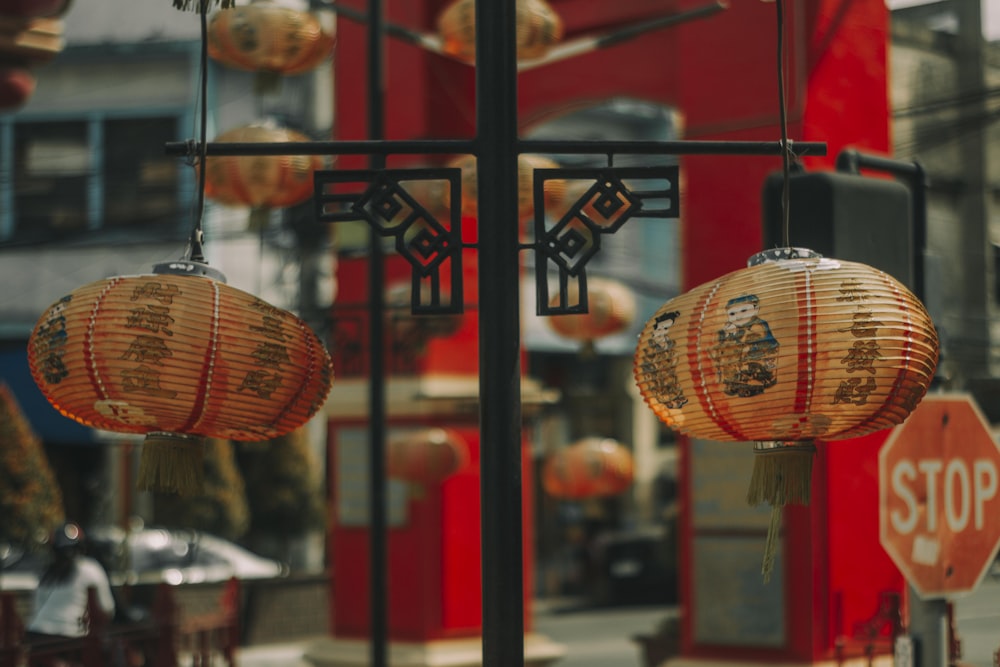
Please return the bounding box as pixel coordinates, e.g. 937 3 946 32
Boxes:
207 0 334 77
547 277 637 351
437 0 563 64
204 122 324 212
448 153 566 220
386 427 469 485
542 437 635 500
633 247 938 576
28 261 334 495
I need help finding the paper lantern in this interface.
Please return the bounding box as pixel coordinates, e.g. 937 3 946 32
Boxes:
547 277 636 352
437 0 563 65
634 247 938 576
385 281 463 346
207 0 334 79
0 0 67 110
448 153 566 220
27 261 334 495
203 121 325 228
542 437 634 500
386 427 469 485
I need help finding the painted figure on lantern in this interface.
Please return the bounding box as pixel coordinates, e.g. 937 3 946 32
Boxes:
711 294 779 397
638 310 687 409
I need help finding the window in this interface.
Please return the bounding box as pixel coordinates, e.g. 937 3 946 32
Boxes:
2 114 190 244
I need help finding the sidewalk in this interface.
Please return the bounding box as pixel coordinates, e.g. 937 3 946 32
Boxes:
236 639 318 667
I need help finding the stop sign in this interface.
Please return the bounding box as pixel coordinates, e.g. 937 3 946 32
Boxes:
879 394 1000 599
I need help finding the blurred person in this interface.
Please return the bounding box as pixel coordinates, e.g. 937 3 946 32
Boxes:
24 522 115 665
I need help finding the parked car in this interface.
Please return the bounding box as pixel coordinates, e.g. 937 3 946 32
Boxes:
88 527 288 586
1 528 287 591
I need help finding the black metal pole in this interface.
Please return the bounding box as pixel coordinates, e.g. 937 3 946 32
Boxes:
475 0 524 666
367 1 388 666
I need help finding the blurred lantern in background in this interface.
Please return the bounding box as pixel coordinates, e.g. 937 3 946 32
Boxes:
385 281 463 354
386 427 469 486
203 120 326 231
633 247 938 577
542 437 634 500
27 261 334 496
437 0 563 64
448 153 566 221
208 0 335 92
0 0 68 109
546 276 636 355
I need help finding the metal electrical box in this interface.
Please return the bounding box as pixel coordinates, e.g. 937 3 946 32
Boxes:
762 170 914 291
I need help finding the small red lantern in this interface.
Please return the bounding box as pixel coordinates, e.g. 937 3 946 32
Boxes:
542 437 635 500
547 277 637 352
208 0 334 83
386 427 469 485
437 0 563 65
28 261 334 495
203 121 325 228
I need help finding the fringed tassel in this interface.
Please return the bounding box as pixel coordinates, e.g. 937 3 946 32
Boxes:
761 505 782 583
747 441 817 582
172 0 236 12
137 432 205 496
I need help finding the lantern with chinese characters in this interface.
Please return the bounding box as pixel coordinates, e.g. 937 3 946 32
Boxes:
633 247 938 576
437 0 563 64
207 0 335 90
542 437 634 500
27 261 334 496
547 277 637 353
386 427 469 485
203 121 325 229
448 153 566 221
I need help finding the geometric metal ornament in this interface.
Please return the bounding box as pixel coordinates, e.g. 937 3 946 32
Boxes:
315 167 465 315
534 165 679 316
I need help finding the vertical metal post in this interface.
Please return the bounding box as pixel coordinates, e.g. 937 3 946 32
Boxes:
475 1 525 666
366 1 388 666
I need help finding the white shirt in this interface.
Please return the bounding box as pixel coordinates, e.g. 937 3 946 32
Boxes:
28 556 116 637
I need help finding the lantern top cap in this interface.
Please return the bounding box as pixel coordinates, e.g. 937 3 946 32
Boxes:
747 247 822 267
153 260 228 283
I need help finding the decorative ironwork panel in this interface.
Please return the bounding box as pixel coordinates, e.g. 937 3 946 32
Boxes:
533 165 679 316
315 167 465 315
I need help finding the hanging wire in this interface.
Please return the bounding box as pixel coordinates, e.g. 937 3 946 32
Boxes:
185 0 211 263
775 0 792 248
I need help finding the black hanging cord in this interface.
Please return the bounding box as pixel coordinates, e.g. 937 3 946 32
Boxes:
186 0 210 263
775 0 792 247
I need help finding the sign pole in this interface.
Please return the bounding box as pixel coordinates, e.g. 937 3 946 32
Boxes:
908 584 948 667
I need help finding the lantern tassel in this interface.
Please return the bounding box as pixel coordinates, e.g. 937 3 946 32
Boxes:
747 441 816 582
173 0 235 11
761 505 782 583
138 432 206 496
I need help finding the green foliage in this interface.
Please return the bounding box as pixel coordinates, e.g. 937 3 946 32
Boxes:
152 438 250 541
0 383 64 547
237 427 326 541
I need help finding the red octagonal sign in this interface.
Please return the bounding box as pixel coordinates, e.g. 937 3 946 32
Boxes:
879 394 1000 599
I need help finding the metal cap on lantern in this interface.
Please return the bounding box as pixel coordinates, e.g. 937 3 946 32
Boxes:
633 247 938 576
542 437 635 500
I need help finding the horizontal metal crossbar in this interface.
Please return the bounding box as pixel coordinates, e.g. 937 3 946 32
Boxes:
164 139 827 158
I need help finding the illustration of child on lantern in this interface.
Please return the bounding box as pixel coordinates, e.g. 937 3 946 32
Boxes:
639 310 688 409
710 294 779 397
